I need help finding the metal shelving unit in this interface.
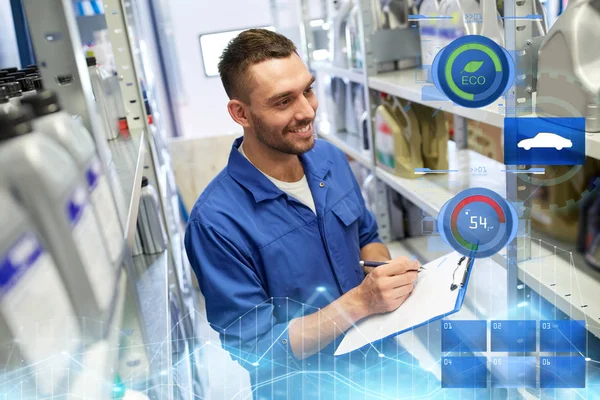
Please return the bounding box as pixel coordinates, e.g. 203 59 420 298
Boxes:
110 0 205 397
368 69 505 128
16 0 201 398
374 141 507 218
317 120 372 167
311 60 364 84
315 61 600 160
519 240 600 337
293 0 600 387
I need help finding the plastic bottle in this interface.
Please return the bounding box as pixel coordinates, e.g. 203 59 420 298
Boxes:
0 185 80 396
21 66 38 76
480 0 504 46
77 0 95 16
6 72 25 81
137 177 167 254
90 0 104 14
1 82 22 106
461 0 482 35
418 0 441 82
108 72 126 121
133 228 144 256
32 77 44 92
325 76 347 133
345 4 363 69
0 110 116 337
21 91 124 265
438 0 478 49
352 83 368 144
87 56 118 140
577 181 599 252
375 95 424 179
344 80 359 135
585 194 600 269
16 77 37 98
0 87 17 115
360 110 370 150
532 0 548 37
352 82 366 126
98 71 125 127
536 0 600 131
389 96 424 178
328 0 354 68
375 102 399 171
413 103 449 170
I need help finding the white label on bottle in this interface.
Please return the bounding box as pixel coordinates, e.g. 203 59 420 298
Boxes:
67 186 114 311
0 233 80 395
375 111 396 169
87 158 123 264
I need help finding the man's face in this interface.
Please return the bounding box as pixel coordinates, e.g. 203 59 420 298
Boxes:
244 54 318 155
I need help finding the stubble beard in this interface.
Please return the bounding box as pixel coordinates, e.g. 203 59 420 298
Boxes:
250 111 315 156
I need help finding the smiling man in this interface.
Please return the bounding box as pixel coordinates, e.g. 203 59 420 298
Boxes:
185 29 421 399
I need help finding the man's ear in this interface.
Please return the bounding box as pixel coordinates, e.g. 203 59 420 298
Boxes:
227 99 251 128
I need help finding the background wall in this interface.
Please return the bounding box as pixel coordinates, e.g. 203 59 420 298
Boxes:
169 0 273 138
168 0 326 139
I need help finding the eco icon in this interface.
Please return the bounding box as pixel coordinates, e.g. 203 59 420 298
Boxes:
431 35 514 108
461 61 484 74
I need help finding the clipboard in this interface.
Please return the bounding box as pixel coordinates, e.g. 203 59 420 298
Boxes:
335 251 475 356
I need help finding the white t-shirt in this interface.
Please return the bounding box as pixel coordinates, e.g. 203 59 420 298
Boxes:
238 144 317 214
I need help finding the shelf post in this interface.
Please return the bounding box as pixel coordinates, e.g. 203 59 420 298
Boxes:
357 0 393 241
504 0 535 321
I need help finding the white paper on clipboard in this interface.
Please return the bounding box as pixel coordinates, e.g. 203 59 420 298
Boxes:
335 251 473 356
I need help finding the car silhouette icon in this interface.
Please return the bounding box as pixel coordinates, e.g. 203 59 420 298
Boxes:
517 132 573 151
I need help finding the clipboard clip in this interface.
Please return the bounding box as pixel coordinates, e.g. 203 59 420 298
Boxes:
450 256 470 291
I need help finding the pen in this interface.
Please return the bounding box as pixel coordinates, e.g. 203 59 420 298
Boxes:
359 260 426 272
359 260 387 268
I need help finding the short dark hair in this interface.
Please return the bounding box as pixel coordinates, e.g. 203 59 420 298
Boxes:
218 29 298 102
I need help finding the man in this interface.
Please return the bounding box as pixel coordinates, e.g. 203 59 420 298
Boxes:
185 29 421 398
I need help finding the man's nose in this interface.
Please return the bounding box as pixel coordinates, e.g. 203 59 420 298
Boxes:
294 95 316 121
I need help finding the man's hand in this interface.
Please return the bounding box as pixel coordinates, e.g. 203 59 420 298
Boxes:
362 265 377 275
287 253 413 359
352 257 420 316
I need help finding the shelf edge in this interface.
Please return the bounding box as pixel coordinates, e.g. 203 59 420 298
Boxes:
311 61 365 84
125 130 146 248
316 131 372 168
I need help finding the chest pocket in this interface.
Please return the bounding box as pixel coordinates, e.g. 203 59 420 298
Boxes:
327 191 364 291
331 192 362 227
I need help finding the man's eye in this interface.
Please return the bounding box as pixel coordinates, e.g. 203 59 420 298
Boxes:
304 86 314 94
279 99 291 106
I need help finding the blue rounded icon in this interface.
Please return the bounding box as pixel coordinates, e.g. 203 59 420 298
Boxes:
432 35 514 108
437 188 518 258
